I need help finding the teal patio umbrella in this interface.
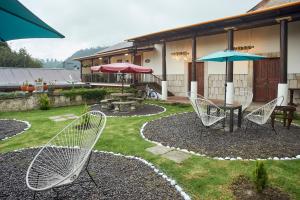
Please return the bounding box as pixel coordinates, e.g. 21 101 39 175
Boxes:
198 50 264 105
0 0 64 41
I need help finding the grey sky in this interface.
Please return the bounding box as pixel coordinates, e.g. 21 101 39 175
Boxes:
9 0 261 60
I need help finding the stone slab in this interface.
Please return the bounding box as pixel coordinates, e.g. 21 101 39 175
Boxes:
161 150 191 164
63 114 78 117
49 116 63 120
146 145 172 155
66 116 79 119
53 118 67 122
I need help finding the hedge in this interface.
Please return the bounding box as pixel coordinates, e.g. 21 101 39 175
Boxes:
60 88 107 101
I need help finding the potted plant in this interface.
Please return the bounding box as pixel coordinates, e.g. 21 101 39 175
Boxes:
43 82 48 91
27 84 35 93
20 81 29 92
48 82 55 95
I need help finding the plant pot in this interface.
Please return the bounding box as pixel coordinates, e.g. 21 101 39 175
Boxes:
27 86 35 93
20 85 28 92
43 84 48 91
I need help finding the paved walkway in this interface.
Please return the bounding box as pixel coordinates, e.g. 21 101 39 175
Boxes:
165 96 299 113
146 145 191 163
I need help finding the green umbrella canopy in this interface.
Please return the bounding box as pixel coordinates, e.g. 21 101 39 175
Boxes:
0 0 64 41
198 50 265 62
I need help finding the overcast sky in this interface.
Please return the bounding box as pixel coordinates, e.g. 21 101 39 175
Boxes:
9 0 261 60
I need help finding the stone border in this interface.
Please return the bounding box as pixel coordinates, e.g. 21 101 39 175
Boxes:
91 103 167 118
8 147 190 200
140 112 300 161
0 119 31 141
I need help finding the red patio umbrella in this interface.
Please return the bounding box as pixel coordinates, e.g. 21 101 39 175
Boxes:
91 63 153 93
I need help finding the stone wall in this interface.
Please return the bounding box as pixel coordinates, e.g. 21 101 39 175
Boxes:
288 73 300 104
208 74 251 100
167 74 186 96
0 94 96 112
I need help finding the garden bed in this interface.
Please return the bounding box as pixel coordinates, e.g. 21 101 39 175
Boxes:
142 112 300 159
0 149 185 200
91 104 165 117
230 175 290 200
0 119 30 140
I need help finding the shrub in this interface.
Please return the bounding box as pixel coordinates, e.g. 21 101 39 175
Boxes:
0 91 27 99
254 161 268 193
61 88 107 101
38 94 50 110
80 104 91 127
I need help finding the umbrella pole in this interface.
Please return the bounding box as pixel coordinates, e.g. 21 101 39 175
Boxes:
224 59 227 107
121 73 124 94
223 59 228 129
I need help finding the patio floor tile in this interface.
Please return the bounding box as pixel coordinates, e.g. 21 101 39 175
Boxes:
146 145 172 155
161 150 191 163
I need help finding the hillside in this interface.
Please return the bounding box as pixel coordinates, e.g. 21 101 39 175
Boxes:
63 46 107 70
42 46 107 69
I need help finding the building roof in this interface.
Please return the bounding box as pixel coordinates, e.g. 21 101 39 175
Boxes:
96 41 133 55
248 0 300 12
74 41 154 61
128 1 300 45
0 67 81 86
74 42 133 61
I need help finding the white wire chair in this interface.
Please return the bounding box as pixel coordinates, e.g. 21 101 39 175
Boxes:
26 111 106 198
235 90 253 114
194 98 226 128
244 96 283 133
187 92 205 119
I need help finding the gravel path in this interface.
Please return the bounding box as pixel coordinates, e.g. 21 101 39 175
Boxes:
143 112 300 159
91 104 165 117
0 149 184 200
0 119 29 140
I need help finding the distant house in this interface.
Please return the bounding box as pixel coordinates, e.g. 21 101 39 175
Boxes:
76 0 300 104
0 67 82 91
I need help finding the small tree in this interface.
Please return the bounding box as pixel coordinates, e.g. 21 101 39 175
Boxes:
81 104 91 127
38 94 50 110
254 161 268 193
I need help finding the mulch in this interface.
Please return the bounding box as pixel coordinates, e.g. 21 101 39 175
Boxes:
230 175 290 200
0 149 184 200
143 112 300 159
0 119 28 140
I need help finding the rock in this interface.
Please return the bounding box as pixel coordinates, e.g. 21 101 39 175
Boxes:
0 149 187 200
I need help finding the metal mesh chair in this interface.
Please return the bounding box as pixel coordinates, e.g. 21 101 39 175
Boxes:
194 98 226 127
235 90 253 113
187 92 205 119
244 96 283 133
26 111 106 197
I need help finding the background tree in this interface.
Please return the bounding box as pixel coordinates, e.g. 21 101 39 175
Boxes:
0 42 42 68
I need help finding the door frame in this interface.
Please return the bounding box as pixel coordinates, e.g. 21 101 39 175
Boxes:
188 62 204 96
253 57 280 102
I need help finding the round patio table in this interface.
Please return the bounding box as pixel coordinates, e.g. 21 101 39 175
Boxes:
111 93 134 101
209 99 242 132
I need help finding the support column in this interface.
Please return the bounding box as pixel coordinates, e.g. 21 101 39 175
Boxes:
226 28 235 104
277 18 290 106
161 41 168 100
191 35 198 99
80 60 83 82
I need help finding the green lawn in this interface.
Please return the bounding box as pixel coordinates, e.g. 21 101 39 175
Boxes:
0 102 299 200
